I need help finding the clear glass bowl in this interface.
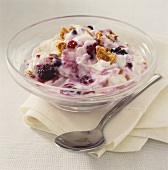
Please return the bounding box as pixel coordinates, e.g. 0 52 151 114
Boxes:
6 15 157 112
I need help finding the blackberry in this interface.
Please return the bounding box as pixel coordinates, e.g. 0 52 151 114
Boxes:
87 25 94 30
110 47 128 55
38 64 58 81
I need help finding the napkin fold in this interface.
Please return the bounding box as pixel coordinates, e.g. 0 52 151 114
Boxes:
20 35 168 158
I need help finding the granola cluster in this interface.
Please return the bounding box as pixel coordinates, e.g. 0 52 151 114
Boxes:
96 46 116 64
59 26 75 40
56 41 66 56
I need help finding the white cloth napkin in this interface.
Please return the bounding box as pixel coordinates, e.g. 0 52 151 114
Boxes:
20 35 168 158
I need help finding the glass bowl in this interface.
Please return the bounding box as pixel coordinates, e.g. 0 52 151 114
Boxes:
6 15 157 112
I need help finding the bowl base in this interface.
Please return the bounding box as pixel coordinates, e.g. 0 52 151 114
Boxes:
51 101 112 112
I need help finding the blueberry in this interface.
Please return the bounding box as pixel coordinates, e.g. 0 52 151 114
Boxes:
120 50 128 55
77 91 81 95
110 48 115 53
87 25 94 30
72 29 77 35
54 60 62 67
110 47 121 53
110 47 128 55
127 62 133 69
89 54 94 59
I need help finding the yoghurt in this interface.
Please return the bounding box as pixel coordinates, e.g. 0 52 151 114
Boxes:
25 25 147 95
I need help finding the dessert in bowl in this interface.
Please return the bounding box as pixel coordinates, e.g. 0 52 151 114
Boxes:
6 15 157 112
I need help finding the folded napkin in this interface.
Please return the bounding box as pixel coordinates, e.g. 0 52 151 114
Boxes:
20 35 168 158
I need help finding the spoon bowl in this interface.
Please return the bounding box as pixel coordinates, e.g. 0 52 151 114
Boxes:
55 129 105 151
55 74 162 151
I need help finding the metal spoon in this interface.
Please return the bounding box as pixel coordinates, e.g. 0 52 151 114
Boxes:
55 74 162 152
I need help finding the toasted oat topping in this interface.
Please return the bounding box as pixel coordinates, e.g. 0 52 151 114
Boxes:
96 46 116 64
105 80 109 86
26 70 35 78
106 34 118 42
96 32 103 40
118 69 123 74
60 27 69 40
68 26 75 31
59 26 76 39
56 41 66 56
125 75 130 81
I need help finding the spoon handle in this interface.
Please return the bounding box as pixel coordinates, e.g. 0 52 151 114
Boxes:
97 74 162 130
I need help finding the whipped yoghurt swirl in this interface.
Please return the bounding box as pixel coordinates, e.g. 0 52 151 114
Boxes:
25 25 147 95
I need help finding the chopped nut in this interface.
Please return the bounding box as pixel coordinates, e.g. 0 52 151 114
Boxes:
96 46 108 60
26 70 35 78
56 41 66 56
60 27 69 39
106 34 118 42
68 26 75 31
107 52 116 64
118 69 123 74
96 46 116 64
96 32 103 40
105 80 109 86
114 35 118 41
143 61 147 65
125 75 130 81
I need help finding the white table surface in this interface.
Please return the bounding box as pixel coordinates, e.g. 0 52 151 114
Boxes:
0 0 168 169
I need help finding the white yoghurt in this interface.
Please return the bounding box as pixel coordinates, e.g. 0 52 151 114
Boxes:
25 24 147 94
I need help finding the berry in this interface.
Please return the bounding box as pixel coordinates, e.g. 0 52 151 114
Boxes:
83 91 95 95
93 43 97 48
60 83 81 95
87 45 94 54
37 64 58 81
72 29 77 35
79 75 94 85
62 83 75 89
89 54 94 59
87 25 94 30
110 47 128 55
67 40 77 49
120 50 128 55
60 83 95 96
127 62 133 69
54 59 62 67
86 43 97 55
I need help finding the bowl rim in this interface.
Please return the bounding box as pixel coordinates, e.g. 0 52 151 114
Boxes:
6 15 158 93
